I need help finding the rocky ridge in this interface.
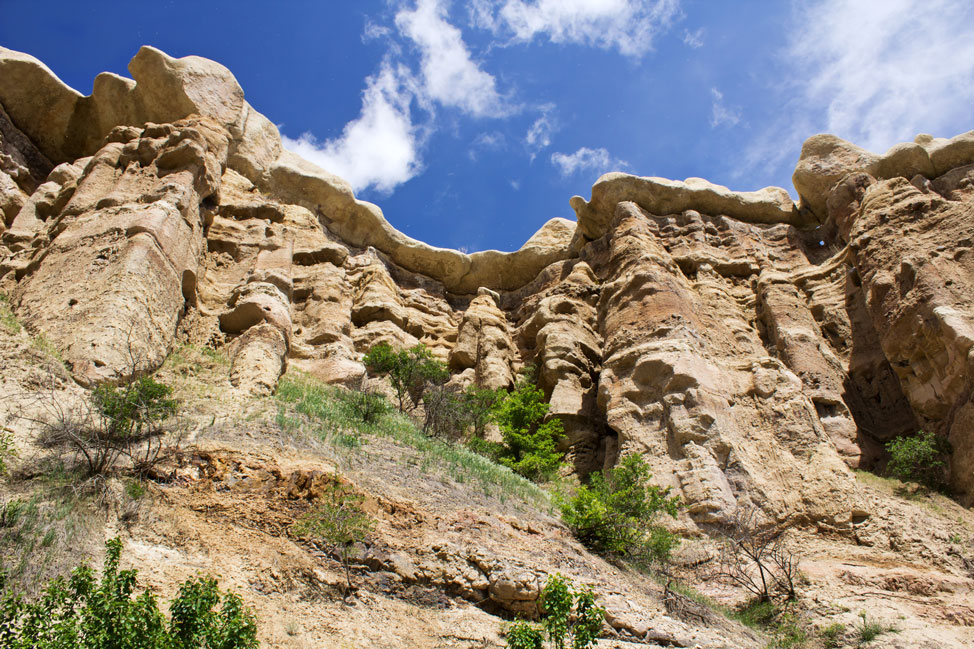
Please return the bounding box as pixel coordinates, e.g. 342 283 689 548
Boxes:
2 45 974 647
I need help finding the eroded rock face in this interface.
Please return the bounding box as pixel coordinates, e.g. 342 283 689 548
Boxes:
832 173 974 502
9 117 228 385
2 44 974 517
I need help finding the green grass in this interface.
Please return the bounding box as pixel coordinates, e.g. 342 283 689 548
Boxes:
0 489 83 591
0 293 22 334
819 623 846 649
275 373 550 510
855 612 896 646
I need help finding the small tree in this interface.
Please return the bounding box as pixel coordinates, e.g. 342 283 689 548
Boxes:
492 374 564 481
504 574 605 649
40 375 179 478
0 538 258 648
714 507 799 602
362 343 449 413
291 478 373 599
421 383 505 441
885 430 950 490
561 454 681 567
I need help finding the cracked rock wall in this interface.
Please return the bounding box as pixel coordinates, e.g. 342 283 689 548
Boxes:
3 44 974 523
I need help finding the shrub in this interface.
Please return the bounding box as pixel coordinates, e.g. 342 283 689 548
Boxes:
463 384 505 439
40 376 179 478
561 454 681 567
291 477 372 598
885 430 950 490
362 343 449 413
504 574 604 649
342 388 389 424
491 374 564 481
0 538 258 648
422 383 505 441
715 507 800 602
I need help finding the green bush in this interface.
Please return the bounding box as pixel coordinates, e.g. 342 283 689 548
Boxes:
40 375 179 479
342 388 390 424
291 478 372 598
42 376 179 478
0 538 258 648
560 454 681 566
504 574 604 649
362 343 449 413
92 377 178 440
885 430 950 489
491 374 564 482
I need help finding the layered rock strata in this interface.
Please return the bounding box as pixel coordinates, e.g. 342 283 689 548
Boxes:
3 44 974 520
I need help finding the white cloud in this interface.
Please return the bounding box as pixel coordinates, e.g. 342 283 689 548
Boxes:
790 0 974 152
468 131 506 160
396 0 511 117
551 147 627 176
683 27 704 48
281 62 423 195
525 103 557 157
482 0 682 57
709 87 740 128
362 19 392 42
510 179 521 190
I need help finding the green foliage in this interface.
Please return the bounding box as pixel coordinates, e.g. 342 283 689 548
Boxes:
505 621 544 649
125 480 147 501
421 383 505 441
560 454 681 566
505 574 604 649
491 374 564 481
343 388 390 425
0 293 21 334
819 622 846 649
43 375 179 478
0 431 15 477
885 430 950 490
91 377 178 440
275 374 550 510
362 343 449 413
292 478 373 597
0 538 258 648
854 611 896 646
463 384 506 439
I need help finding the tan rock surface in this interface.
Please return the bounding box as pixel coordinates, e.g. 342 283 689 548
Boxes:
3 44 974 648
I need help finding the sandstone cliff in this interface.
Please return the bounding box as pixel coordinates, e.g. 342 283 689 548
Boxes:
2 46 974 648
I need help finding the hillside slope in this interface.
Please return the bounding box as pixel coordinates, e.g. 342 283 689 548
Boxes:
1 46 974 648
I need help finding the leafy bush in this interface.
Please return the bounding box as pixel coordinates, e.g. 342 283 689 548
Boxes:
422 383 505 441
561 454 681 566
362 343 448 413
342 388 390 424
41 376 179 478
491 374 564 481
504 574 604 649
885 430 950 490
291 477 373 598
0 538 258 648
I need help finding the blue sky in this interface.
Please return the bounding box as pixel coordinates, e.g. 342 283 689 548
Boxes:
3 1 973 252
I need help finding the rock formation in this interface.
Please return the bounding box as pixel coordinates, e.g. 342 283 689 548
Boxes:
3 41 974 529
